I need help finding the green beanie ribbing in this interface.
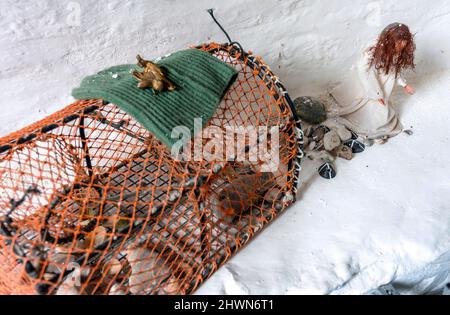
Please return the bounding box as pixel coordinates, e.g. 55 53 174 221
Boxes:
72 49 238 149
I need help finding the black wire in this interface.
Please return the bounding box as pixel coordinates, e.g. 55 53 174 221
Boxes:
79 116 94 178
207 9 245 57
207 9 233 43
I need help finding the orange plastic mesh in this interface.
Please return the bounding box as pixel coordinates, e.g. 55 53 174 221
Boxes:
0 43 303 295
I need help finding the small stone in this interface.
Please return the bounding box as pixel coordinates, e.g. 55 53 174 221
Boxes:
404 129 414 136
311 125 330 142
317 150 336 163
264 187 283 203
126 247 168 294
158 276 185 295
308 141 316 151
314 139 324 151
324 130 341 151
102 259 123 276
282 192 294 204
293 96 327 124
332 145 353 161
362 138 375 147
56 269 81 295
56 284 80 295
336 126 352 142
303 136 310 147
308 150 335 163
109 283 127 295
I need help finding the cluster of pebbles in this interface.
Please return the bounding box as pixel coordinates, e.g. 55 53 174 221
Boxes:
294 96 365 179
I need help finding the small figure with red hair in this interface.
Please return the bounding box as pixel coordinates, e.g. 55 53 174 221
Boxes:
331 23 416 142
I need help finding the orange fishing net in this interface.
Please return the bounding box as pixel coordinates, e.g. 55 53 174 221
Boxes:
0 43 303 295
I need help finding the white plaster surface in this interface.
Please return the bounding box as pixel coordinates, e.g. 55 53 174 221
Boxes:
1 0 450 294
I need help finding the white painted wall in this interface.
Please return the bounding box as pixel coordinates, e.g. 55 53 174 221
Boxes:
1 0 450 295
0 0 449 136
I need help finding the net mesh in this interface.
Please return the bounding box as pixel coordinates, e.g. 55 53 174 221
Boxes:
0 43 303 295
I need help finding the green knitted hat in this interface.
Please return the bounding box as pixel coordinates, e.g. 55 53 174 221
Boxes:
72 49 238 149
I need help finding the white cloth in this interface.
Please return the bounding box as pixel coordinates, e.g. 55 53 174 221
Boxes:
331 47 406 139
